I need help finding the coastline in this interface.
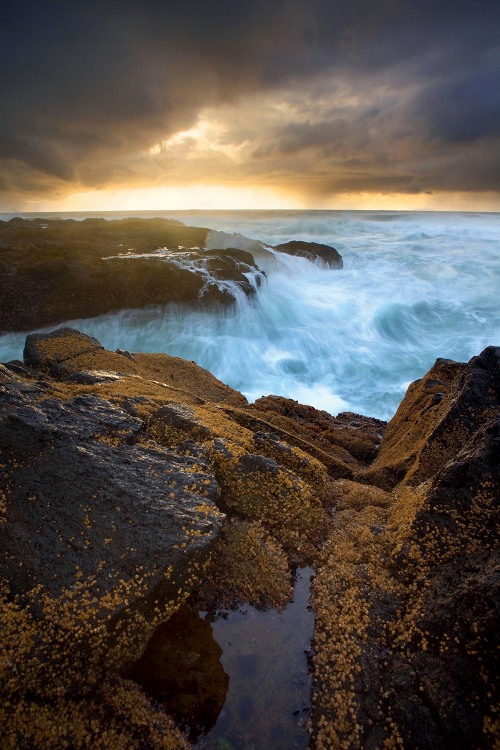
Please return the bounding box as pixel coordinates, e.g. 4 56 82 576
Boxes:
0 328 498 748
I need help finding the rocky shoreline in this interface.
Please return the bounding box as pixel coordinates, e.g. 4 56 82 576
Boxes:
0 327 498 748
0 218 343 333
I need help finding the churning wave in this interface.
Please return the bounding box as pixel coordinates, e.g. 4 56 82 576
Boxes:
1 210 499 421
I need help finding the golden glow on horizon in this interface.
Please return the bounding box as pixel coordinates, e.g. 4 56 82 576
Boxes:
26 185 302 212
311 191 500 212
19 186 500 214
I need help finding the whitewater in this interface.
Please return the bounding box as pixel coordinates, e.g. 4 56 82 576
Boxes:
1 210 499 421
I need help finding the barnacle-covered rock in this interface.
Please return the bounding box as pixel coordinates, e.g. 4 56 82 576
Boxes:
24 326 105 371
360 346 500 489
246 395 385 474
211 441 328 558
0 327 335 747
2 328 499 750
310 347 500 750
22 326 247 405
148 402 215 446
192 519 292 611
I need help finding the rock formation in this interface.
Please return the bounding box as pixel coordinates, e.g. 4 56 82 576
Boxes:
0 328 498 749
0 219 349 333
311 346 500 750
0 218 264 331
0 327 372 748
274 240 343 268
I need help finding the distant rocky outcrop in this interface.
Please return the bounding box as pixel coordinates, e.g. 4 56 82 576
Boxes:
0 218 265 331
0 219 347 334
0 328 498 749
274 239 343 268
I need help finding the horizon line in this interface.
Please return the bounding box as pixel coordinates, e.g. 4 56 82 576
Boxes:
2 208 500 216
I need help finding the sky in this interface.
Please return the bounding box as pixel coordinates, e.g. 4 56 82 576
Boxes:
1 0 500 212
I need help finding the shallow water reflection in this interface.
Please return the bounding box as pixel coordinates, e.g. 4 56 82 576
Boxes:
195 566 314 750
126 567 314 748
125 607 229 738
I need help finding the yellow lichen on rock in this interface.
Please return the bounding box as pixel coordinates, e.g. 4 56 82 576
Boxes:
210 439 328 559
2 329 498 749
194 518 292 611
0 676 190 750
312 487 391 750
0 561 197 748
310 351 500 749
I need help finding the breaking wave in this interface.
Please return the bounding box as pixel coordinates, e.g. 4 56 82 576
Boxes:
1 210 499 420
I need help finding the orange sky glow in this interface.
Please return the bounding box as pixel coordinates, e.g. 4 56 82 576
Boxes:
2 3 499 215
20 186 500 214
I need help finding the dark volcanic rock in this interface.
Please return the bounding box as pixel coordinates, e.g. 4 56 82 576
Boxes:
274 240 343 268
378 416 500 750
0 387 223 601
360 346 500 489
202 246 262 284
311 346 500 750
412 416 500 553
1 328 499 750
0 217 264 331
247 395 385 470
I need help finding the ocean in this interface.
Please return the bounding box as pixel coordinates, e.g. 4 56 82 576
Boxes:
1 209 499 421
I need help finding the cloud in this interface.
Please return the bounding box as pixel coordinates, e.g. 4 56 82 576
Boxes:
1 0 499 204
416 47 500 143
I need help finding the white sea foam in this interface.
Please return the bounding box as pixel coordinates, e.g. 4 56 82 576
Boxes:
1 210 499 420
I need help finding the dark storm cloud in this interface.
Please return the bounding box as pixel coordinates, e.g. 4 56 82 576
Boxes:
417 48 500 142
1 0 499 200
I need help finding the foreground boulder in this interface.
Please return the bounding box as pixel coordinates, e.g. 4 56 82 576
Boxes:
0 390 223 600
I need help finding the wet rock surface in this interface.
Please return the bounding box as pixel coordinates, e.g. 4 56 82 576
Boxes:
0 327 498 749
274 239 343 268
0 217 264 331
0 389 221 600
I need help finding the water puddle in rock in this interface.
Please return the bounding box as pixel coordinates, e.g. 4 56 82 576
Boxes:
127 567 314 749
